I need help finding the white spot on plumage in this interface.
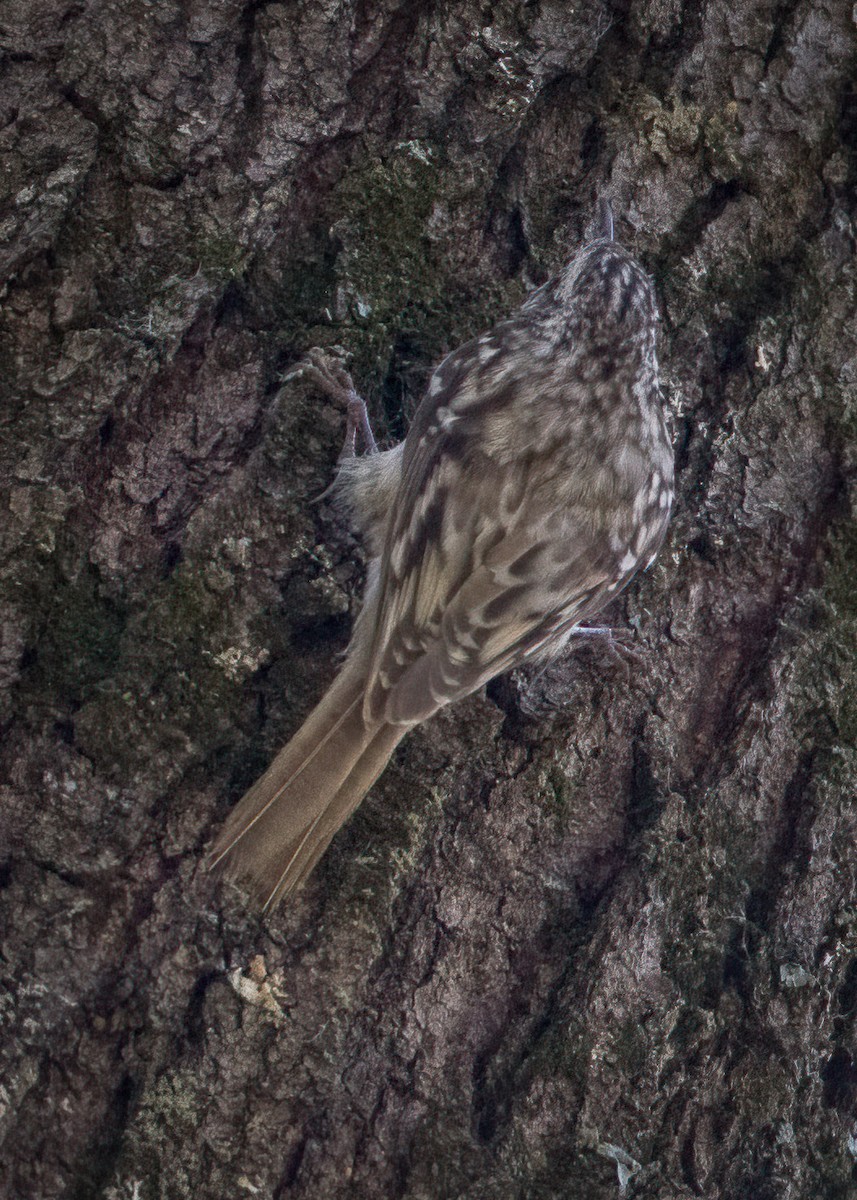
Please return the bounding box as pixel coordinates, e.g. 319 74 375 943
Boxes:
435 405 458 430
452 625 481 651
612 267 631 310
429 373 444 397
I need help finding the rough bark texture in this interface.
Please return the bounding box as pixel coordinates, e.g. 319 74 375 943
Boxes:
2 1 857 1197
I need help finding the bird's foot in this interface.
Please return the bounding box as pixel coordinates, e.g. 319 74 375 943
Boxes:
285 349 378 460
569 625 643 681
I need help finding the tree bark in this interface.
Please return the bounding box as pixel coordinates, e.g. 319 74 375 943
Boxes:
2 1 856 1197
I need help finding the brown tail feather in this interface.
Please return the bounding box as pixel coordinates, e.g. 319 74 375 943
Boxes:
209 660 408 908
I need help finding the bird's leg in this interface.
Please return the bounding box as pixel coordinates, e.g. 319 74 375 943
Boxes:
343 389 378 460
286 349 378 461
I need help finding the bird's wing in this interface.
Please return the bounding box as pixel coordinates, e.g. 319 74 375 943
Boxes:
362 336 634 726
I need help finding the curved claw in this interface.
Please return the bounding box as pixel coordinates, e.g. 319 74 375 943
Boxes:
304 348 355 400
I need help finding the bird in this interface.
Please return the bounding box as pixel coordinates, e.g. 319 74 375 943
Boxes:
209 205 674 909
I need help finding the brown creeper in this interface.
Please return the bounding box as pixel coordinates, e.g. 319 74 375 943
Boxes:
210 216 674 909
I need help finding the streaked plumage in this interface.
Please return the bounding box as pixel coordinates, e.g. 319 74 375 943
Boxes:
210 224 674 909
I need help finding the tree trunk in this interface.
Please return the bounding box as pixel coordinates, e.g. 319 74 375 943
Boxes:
2 1 856 1197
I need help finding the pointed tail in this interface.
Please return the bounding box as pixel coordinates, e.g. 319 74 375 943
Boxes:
209 660 408 909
